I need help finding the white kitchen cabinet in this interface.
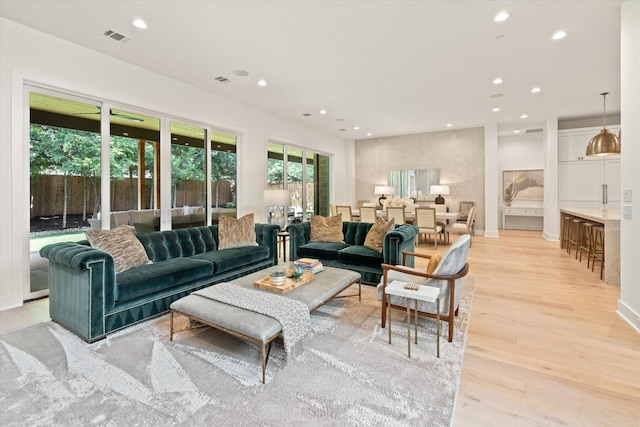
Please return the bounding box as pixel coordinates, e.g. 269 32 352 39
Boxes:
558 127 620 210
558 126 620 162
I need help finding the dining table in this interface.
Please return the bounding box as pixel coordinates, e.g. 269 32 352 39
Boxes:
352 209 459 224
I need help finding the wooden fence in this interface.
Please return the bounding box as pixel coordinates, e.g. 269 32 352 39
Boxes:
30 174 233 217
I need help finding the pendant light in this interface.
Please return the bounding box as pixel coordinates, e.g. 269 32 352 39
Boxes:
586 92 620 156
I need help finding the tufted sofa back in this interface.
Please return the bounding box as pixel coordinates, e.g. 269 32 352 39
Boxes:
136 226 219 262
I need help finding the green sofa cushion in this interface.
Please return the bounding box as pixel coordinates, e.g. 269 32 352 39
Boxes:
192 246 270 274
115 257 213 302
342 222 373 245
297 242 350 261
338 245 384 267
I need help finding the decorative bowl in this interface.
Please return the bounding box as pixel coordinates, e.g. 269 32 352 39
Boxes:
269 269 287 286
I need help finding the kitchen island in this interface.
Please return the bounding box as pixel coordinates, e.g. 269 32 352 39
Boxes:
560 209 620 285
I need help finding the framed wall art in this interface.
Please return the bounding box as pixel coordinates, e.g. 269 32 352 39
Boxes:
503 169 544 202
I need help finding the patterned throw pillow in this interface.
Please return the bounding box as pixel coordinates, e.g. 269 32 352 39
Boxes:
363 217 395 253
427 252 442 274
219 213 259 249
85 225 152 274
310 214 344 243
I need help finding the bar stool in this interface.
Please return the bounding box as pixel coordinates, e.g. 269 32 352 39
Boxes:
578 222 594 263
567 218 585 256
591 226 605 280
561 215 573 253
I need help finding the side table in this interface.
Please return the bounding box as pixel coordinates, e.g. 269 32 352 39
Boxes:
277 231 289 262
385 280 440 358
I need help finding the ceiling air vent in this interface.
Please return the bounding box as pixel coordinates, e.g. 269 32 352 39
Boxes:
525 128 543 134
103 30 130 43
214 76 231 83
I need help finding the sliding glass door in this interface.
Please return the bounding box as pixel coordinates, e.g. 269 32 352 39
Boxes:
267 142 330 223
26 87 239 301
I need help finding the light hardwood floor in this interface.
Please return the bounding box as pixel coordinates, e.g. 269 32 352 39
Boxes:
1 230 638 426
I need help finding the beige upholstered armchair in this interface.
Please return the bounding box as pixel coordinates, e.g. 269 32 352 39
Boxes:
378 234 471 342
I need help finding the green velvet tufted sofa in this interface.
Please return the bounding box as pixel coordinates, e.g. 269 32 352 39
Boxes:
40 223 279 342
286 221 418 285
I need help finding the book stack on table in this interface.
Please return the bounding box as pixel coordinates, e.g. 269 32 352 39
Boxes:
294 258 324 274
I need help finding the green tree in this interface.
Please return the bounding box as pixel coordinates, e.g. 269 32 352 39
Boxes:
30 124 101 227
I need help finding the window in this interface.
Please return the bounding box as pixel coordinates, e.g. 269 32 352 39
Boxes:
267 142 330 222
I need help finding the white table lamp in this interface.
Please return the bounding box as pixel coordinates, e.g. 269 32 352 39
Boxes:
264 189 291 229
374 185 395 206
430 185 450 205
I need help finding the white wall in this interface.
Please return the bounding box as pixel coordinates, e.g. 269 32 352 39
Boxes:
0 18 353 310
618 1 640 331
497 132 545 230
354 127 486 232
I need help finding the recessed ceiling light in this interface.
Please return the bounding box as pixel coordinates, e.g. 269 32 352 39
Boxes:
494 11 509 22
520 114 528 119
446 123 452 127
552 30 568 40
531 87 541 93
514 129 521 134
133 19 147 29
493 78 503 85
336 118 344 122
353 126 360 130
302 113 311 117
339 128 346 131
367 133 372 136
490 93 504 98
492 107 501 112
320 110 327 115
257 79 267 87
233 69 249 77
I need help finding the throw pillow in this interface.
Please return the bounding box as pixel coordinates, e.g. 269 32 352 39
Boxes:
363 217 395 253
310 214 344 243
219 213 258 249
426 252 442 274
85 225 152 274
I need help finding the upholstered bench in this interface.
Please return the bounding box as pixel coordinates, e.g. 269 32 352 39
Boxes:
169 266 361 383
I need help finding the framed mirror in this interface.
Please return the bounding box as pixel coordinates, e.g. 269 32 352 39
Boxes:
388 169 440 199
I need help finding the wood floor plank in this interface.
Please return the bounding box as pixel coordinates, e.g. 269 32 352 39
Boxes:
439 230 640 427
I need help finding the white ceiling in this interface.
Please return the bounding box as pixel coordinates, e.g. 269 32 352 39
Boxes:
0 0 622 139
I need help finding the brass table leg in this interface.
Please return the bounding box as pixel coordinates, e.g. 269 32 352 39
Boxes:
436 298 440 358
406 299 411 358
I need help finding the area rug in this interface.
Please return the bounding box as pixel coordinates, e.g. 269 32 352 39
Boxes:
0 279 474 427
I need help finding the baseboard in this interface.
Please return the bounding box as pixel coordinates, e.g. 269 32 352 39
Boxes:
543 231 560 241
482 230 499 238
617 300 640 333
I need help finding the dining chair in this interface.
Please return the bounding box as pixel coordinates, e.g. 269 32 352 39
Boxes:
457 201 476 234
335 205 353 221
446 205 476 245
414 207 442 248
359 206 377 223
386 206 406 225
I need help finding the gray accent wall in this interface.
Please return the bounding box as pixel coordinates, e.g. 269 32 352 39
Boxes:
355 127 485 232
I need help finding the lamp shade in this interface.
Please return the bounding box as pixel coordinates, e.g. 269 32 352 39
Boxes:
586 129 620 156
586 92 621 157
430 185 450 195
263 189 291 206
374 185 395 195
